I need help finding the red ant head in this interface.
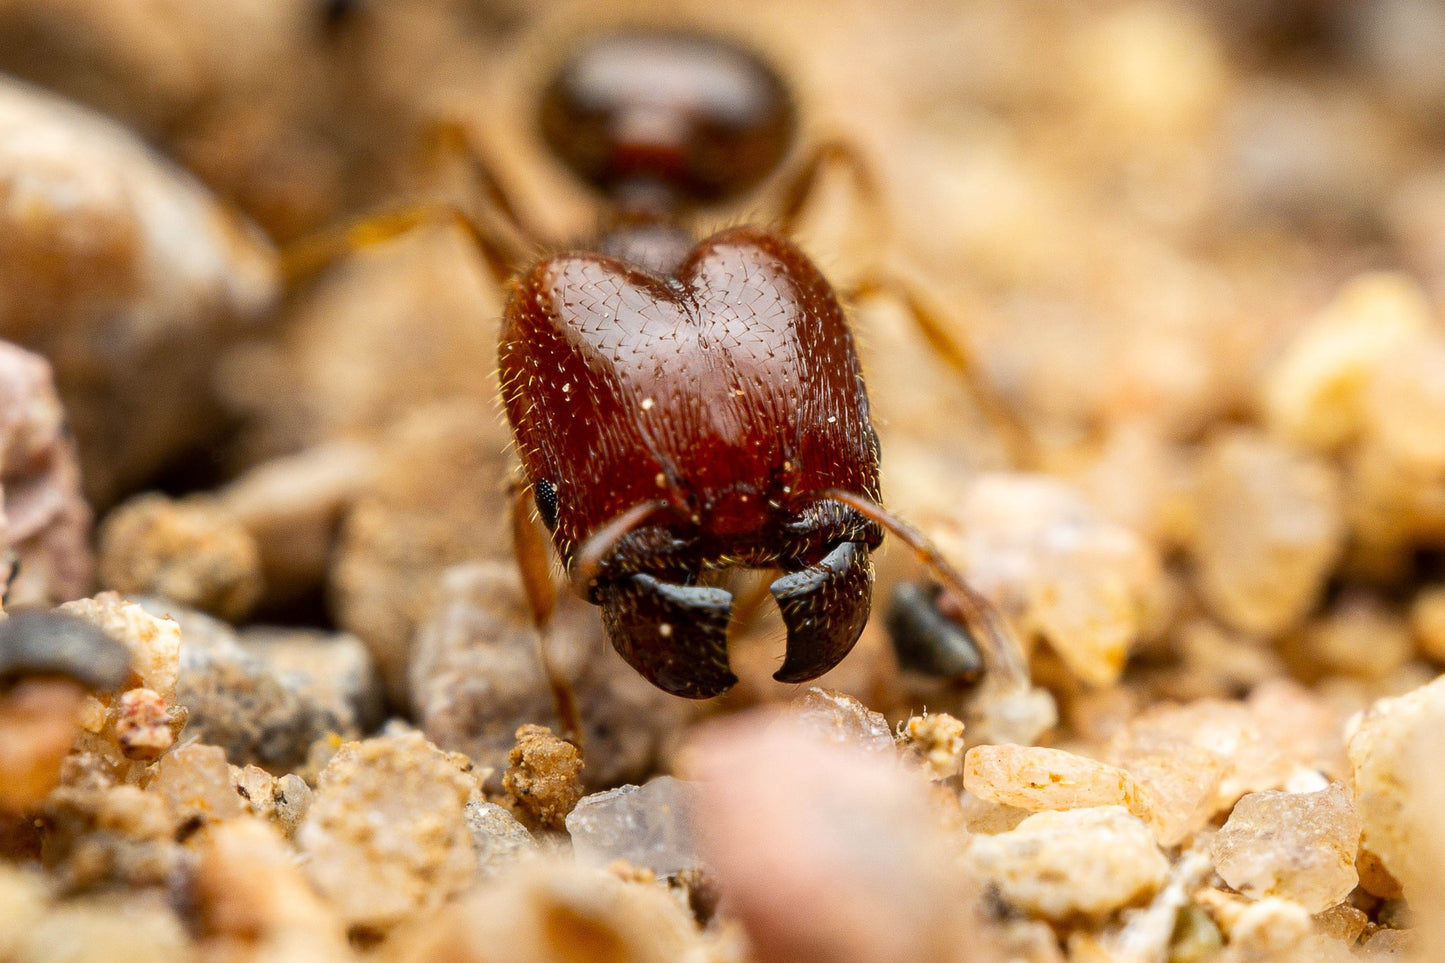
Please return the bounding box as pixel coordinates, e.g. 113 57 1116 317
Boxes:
500 227 882 698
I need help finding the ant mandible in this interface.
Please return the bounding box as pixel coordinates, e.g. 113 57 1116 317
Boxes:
289 28 1032 704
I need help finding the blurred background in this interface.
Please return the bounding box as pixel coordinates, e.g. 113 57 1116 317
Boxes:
1 0 1442 491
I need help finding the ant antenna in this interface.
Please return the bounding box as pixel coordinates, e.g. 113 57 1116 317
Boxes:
817 488 1031 694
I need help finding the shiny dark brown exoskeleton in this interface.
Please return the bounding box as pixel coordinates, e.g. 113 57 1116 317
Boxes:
500 32 888 698
288 28 1029 705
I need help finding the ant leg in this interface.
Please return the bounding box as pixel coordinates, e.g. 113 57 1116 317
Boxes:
817 489 1032 696
774 140 1035 467
773 137 887 242
424 118 545 250
281 201 519 289
508 478 582 746
844 272 1037 469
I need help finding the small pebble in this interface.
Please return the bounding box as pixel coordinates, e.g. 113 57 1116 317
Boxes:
789 686 896 753
963 744 1146 816
1346 672 1445 901
113 687 173 760
504 724 583 831
465 800 537 879
161 602 376 770
58 593 180 700
966 806 1168 922
297 731 477 932
41 784 178 890
566 776 697 876
1211 783 1361 913
1222 897 1313 960
1312 902 1369 945
900 712 966 780
149 743 244 823
412 560 688 791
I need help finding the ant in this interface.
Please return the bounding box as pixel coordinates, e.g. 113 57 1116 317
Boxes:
288 28 1033 709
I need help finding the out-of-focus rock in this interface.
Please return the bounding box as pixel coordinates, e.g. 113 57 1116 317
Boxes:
1211 783 1360 913
1225 78 1403 229
566 776 697 876
1346 673 1445 902
216 441 379 604
465 801 536 880
1188 429 1344 636
1262 272 1433 452
332 401 512 702
1345 439 1445 578
384 860 710 963
0 343 92 606
222 226 504 461
504 724 582 832
99 494 263 622
1411 586 1445 663
966 806 1169 922
411 560 690 791
297 731 477 933
1152 617 1287 702
242 624 383 729
0 678 92 812
1295 594 1414 681
685 711 990 963
913 473 1160 687
0 863 49 959
194 817 352 962
0 78 277 506
1363 333 1445 474
11 891 195 963
155 600 378 770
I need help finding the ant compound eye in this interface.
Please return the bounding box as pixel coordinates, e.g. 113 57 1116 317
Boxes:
533 478 560 529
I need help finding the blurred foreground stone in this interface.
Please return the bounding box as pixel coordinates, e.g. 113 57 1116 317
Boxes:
685 710 992 963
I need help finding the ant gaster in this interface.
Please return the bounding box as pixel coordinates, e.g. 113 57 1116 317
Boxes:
290 29 1032 703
